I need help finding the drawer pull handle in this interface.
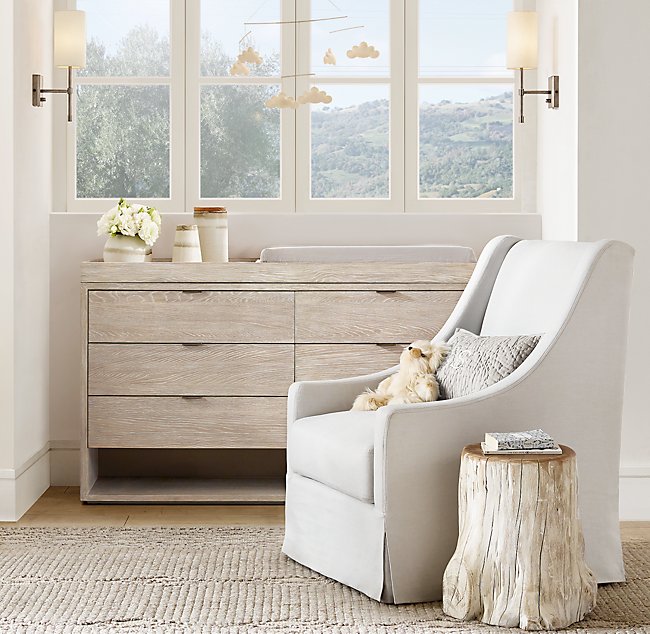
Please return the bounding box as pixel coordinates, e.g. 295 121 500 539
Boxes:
182 289 204 293
375 290 397 294
181 395 205 400
182 342 205 347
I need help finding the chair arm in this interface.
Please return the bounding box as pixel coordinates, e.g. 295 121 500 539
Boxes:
371 376 542 603
287 366 398 423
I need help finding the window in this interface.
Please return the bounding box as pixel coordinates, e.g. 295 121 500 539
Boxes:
185 0 293 213
294 0 399 212
70 0 184 212
66 1 526 213
406 0 520 211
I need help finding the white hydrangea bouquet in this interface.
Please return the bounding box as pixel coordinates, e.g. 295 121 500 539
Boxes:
98 198 161 246
98 198 162 262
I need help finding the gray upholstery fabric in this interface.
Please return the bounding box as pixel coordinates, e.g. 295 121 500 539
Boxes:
436 329 541 399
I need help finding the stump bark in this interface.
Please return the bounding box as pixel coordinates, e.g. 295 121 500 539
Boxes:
442 444 597 630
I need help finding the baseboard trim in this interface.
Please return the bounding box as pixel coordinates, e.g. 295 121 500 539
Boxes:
620 464 650 478
0 442 49 480
0 449 50 521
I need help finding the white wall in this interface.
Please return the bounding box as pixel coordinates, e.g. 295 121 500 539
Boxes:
536 0 578 241
537 0 650 519
0 0 16 492
576 0 650 517
0 0 53 521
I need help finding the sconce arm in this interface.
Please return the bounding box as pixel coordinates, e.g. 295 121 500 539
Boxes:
32 66 75 122
517 68 560 123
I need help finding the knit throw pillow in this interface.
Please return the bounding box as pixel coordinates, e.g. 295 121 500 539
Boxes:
436 329 541 400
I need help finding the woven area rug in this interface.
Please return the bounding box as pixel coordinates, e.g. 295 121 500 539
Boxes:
0 527 648 634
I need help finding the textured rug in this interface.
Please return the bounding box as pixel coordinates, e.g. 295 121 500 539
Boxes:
0 527 648 634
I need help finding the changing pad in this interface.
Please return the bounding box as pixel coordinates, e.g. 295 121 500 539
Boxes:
258 245 476 263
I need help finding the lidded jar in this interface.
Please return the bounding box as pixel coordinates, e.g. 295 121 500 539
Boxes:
193 207 228 263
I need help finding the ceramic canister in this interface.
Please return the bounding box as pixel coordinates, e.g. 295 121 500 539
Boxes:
172 224 202 263
193 207 228 263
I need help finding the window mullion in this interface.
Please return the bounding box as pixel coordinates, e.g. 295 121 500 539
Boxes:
170 0 186 212
185 0 200 213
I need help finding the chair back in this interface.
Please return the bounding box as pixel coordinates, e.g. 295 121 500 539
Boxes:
480 240 631 337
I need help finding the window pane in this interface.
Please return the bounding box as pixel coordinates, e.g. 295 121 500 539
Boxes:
419 84 513 199
419 0 511 78
310 0 389 77
76 86 170 199
201 1 281 77
78 0 170 77
311 85 389 199
201 85 281 198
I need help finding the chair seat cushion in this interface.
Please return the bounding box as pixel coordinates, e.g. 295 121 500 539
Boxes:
289 411 378 503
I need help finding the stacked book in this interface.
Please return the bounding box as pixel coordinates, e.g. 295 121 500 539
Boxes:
481 429 562 455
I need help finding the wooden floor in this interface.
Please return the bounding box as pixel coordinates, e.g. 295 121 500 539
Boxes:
0 487 284 527
1 488 648 540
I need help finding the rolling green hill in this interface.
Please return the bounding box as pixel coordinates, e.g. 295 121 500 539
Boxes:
312 92 513 199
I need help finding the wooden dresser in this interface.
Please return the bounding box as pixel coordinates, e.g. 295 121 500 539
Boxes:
81 261 473 503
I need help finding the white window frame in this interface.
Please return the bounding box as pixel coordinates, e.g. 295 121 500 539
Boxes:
60 0 534 214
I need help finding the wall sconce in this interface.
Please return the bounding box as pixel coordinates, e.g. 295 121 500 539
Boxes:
507 11 559 124
32 10 86 123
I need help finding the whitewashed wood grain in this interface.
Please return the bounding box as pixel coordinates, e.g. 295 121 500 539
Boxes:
442 444 597 630
88 344 294 396
85 282 469 292
81 261 475 285
88 290 295 343
88 396 287 449
295 291 461 343
86 476 285 503
295 344 405 381
80 284 98 502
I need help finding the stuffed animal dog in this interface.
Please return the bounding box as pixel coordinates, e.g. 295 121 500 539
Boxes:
352 340 448 411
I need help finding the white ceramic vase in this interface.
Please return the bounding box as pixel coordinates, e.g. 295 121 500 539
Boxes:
193 207 228 263
103 234 152 262
172 225 202 263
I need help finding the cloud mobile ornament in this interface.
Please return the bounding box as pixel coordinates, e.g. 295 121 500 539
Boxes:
238 46 263 65
298 87 333 105
323 48 337 65
229 60 250 76
265 91 299 109
229 46 263 76
347 41 380 59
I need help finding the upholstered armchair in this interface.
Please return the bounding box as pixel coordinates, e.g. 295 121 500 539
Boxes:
283 236 635 604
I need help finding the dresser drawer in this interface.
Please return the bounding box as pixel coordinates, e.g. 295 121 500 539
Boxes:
295 291 461 343
295 344 405 381
87 396 287 449
88 291 294 343
88 344 293 396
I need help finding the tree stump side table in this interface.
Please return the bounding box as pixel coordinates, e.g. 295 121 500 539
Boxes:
442 444 597 631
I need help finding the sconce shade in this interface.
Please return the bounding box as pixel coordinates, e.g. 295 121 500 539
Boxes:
507 11 538 70
54 10 86 68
